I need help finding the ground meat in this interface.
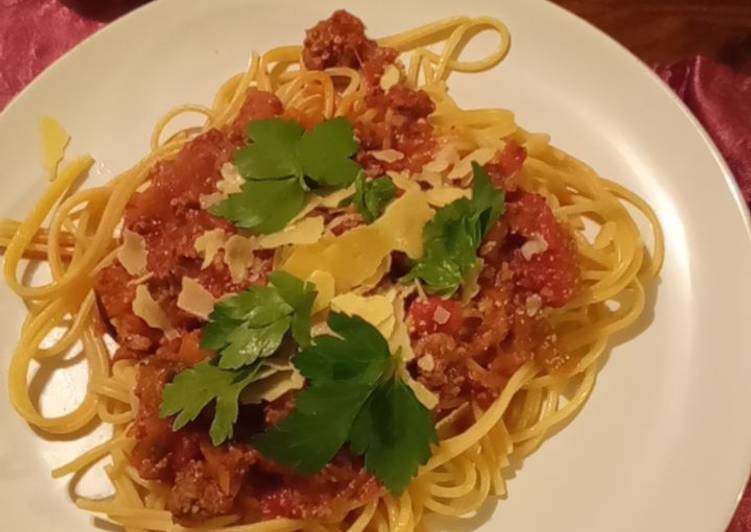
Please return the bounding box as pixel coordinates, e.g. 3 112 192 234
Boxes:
411 187 579 409
485 140 527 191
263 392 296 427
168 440 257 519
361 46 399 86
95 263 160 354
408 297 464 337
505 192 580 307
303 10 379 71
227 89 284 142
242 453 380 521
353 86 436 175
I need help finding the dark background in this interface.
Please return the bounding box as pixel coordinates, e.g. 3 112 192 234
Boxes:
553 0 751 71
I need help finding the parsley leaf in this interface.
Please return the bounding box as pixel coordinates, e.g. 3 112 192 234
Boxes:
234 120 305 180
293 311 392 384
252 312 437 494
218 318 291 370
160 273 317 446
252 380 373 474
160 362 260 445
214 118 362 233
404 162 505 295
296 117 360 187
201 274 317 369
268 271 317 347
350 378 438 495
351 174 397 223
210 178 305 234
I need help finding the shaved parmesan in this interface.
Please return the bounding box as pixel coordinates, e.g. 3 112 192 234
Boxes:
370 149 404 163
307 270 336 313
198 163 245 210
218 162 245 195
422 144 459 174
258 216 324 249
194 229 228 269
414 172 444 188
240 369 305 404
320 185 356 208
331 292 394 335
389 289 415 361
521 234 548 260
387 171 419 193
177 277 215 320
199 192 224 209
133 285 177 339
283 189 434 293
525 294 543 317
224 235 255 283
117 230 147 276
39 117 70 180
380 64 401 91
404 372 439 410
448 147 497 180
359 254 392 292
424 187 470 207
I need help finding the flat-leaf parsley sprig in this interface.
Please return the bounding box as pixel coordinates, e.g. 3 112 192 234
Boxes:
212 117 362 233
403 162 505 295
159 271 316 445
253 312 438 495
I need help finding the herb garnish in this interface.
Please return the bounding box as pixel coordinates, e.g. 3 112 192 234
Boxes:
253 312 437 495
159 271 316 445
403 162 504 295
211 117 362 233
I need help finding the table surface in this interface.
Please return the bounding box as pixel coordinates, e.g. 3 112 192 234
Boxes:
552 0 751 71
1 0 751 531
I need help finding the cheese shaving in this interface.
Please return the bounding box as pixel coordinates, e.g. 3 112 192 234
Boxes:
424 187 470 207
133 285 177 339
320 185 356 208
199 192 224 209
422 144 459 174
370 149 405 163
257 216 324 249
223 234 255 283
380 64 401 91
389 290 415 361
414 172 444 188
282 189 434 293
387 171 419 193
177 277 215 320
240 369 305 404
307 270 336 313
358 255 392 292
218 162 245 195
447 147 497 180
117 230 147 276
331 292 395 336
39 117 70 180
194 229 228 269
403 372 439 410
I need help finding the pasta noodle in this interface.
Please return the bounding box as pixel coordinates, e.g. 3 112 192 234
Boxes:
2 12 663 532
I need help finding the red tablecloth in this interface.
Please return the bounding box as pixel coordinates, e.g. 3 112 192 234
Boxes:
1 0 750 529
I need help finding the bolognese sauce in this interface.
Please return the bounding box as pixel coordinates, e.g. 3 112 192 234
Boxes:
93 10 580 523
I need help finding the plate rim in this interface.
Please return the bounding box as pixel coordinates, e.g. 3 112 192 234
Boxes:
2 0 751 530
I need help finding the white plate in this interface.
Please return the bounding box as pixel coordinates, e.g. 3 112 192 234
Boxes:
2 1 751 531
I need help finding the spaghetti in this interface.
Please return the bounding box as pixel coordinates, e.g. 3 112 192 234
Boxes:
2 11 663 532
